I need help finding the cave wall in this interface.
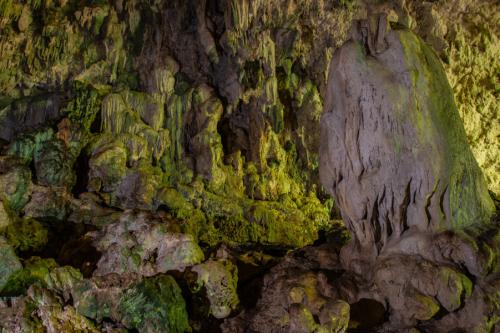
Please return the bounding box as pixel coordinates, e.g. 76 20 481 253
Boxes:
0 0 498 331
0 0 359 248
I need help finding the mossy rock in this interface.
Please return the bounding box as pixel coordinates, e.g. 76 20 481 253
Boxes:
0 236 22 291
191 259 239 319
1 257 57 296
0 164 31 212
1 217 48 252
33 139 76 188
118 275 190 333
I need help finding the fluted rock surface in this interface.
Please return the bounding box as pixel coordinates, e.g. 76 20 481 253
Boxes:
318 15 498 331
320 15 495 263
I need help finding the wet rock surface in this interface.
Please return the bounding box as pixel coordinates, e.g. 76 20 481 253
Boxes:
0 0 498 332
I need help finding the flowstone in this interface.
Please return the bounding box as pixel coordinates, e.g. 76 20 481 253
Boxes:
319 15 498 331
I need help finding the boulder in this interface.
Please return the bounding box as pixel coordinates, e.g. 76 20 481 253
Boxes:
0 236 22 291
191 259 239 319
92 211 204 277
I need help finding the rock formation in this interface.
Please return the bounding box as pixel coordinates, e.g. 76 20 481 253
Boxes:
318 14 498 331
0 0 498 332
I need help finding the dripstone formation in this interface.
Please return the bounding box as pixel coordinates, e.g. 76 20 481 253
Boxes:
319 15 498 331
0 0 498 332
224 14 499 333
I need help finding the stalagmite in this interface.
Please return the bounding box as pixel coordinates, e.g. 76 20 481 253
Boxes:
319 14 498 331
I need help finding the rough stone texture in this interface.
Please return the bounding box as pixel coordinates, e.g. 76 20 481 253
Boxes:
223 244 350 333
320 16 494 256
0 264 190 333
0 236 22 291
191 259 239 319
23 186 72 221
92 211 205 277
0 0 497 331
0 0 347 250
0 157 31 212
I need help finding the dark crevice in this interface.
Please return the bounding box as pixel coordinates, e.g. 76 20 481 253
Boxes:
217 116 234 156
400 178 412 233
236 255 278 310
432 305 450 321
28 158 37 182
20 222 101 278
89 107 102 134
72 149 90 196
242 60 262 89
348 298 387 332
425 180 439 225
385 213 393 238
370 196 381 247
439 185 448 220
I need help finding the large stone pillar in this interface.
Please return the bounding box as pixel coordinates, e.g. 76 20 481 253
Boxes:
319 14 498 330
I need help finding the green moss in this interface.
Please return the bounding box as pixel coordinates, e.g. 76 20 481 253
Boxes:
101 93 136 134
66 85 101 131
7 136 35 163
398 30 495 229
103 9 128 83
0 164 31 212
88 138 128 192
118 275 190 333
445 15 499 195
100 91 170 164
33 139 76 187
413 292 440 321
0 0 22 19
27 284 100 333
6 128 55 167
191 259 239 319
124 90 164 131
156 187 206 235
1 257 57 296
161 91 193 185
0 0 348 261
1 218 48 253
267 104 284 133
439 267 473 311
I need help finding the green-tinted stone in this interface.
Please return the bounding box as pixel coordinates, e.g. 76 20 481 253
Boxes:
118 275 190 333
0 236 22 291
191 259 239 319
1 257 57 296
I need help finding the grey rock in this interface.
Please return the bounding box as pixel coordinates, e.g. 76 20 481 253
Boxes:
318 15 498 330
92 211 204 277
320 16 494 263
